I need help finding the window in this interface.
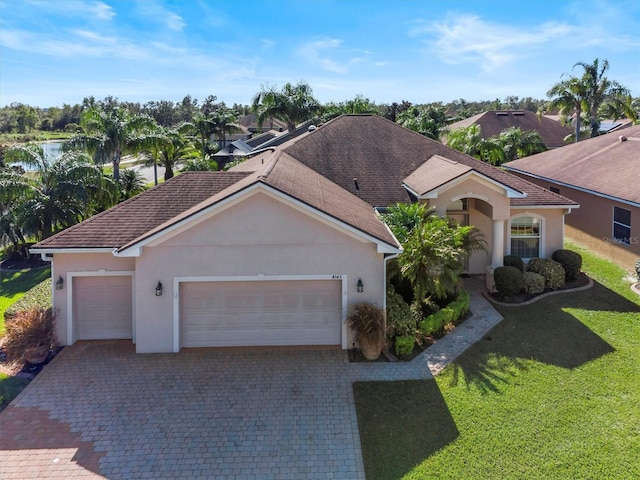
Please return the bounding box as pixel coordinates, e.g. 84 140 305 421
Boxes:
613 206 631 245
510 216 541 258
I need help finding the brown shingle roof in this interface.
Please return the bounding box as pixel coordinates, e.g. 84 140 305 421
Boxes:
279 114 575 208
403 155 472 196
33 154 399 251
503 125 640 205
31 172 252 250
446 110 572 148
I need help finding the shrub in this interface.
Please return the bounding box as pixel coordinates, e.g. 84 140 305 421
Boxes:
529 258 565 290
552 249 582 281
636 258 640 281
522 272 545 294
503 255 524 272
494 266 524 298
386 290 415 338
394 335 415 357
419 307 454 337
3 308 56 362
449 290 470 322
4 278 52 320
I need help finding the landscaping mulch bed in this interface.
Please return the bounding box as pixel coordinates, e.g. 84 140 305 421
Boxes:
489 272 591 304
0 345 63 380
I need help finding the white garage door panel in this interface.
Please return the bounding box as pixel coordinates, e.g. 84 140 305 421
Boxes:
181 280 341 348
74 276 132 340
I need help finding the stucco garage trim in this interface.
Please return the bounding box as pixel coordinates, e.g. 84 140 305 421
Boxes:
172 274 348 352
65 270 135 345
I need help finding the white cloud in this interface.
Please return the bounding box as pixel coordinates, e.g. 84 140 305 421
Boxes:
413 15 576 72
134 1 186 32
296 38 347 74
24 0 115 20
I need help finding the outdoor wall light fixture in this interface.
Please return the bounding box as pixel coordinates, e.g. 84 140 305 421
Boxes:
357 278 364 293
55 276 64 290
155 281 163 296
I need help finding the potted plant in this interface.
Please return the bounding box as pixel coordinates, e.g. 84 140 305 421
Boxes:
347 302 386 360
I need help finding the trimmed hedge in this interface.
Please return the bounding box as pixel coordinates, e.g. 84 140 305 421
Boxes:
552 249 582 281
522 271 545 294
419 307 454 337
527 258 565 290
494 266 524 297
503 255 524 272
4 278 52 320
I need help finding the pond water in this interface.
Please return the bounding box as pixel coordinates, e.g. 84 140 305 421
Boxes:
11 141 64 171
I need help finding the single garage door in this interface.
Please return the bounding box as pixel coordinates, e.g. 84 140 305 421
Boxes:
73 276 133 340
180 280 342 348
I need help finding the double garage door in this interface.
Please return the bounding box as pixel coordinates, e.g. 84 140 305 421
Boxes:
180 280 342 348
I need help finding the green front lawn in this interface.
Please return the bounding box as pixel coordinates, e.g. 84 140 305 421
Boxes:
0 266 51 334
0 373 29 410
355 242 640 479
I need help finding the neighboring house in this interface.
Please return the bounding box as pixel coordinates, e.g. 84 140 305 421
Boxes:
446 110 573 149
31 115 577 354
504 125 640 271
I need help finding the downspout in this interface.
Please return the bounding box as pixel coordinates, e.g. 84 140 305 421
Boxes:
382 251 401 311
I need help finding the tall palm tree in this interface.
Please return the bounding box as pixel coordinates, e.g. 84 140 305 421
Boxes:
574 58 632 137
252 81 321 134
210 108 241 145
4 144 119 239
547 76 588 143
119 169 146 200
189 112 215 162
141 125 199 181
66 106 157 181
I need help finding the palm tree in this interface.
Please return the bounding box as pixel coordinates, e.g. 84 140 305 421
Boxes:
397 105 447 140
66 106 156 181
0 167 31 251
142 126 199 181
498 127 547 162
574 58 631 137
252 81 321 134
210 108 241 145
445 125 504 164
119 169 146 200
383 203 485 302
4 143 119 239
547 76 588 143
189 112 215 161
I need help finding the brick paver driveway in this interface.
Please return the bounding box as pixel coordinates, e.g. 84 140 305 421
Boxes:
1 342 365 480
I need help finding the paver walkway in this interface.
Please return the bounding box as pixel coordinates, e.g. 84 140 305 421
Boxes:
0 276 502 479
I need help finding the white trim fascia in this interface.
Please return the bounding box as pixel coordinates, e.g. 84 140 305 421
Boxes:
503 167 640 209
66 270 136 346
172 274 349 353
408 170 526 200
116 182 400 257
30 248 115 255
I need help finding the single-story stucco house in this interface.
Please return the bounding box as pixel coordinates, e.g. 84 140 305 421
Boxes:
504 124 640 271
31 114 577 353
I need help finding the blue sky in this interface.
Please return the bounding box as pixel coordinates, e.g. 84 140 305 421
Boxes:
1 0 639 108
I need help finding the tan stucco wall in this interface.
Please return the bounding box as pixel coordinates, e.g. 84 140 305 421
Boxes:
50 253 135 346
429 177 512 220
133 191 387 352
510 174 639 271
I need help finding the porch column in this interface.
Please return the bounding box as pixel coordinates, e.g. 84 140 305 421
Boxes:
491 219 505 267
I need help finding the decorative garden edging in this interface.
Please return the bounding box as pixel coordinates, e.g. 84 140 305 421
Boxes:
631 283 640 297
485 275 594 307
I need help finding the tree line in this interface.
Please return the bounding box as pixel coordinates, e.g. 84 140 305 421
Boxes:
1 58 637 252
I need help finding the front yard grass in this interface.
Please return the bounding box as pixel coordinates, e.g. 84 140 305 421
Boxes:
0 266 51 334
354 242 640 480
0 373 29 410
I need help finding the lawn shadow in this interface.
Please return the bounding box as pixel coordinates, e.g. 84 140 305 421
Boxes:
0 266 51 299
449 281 637 393
353 380 458 480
